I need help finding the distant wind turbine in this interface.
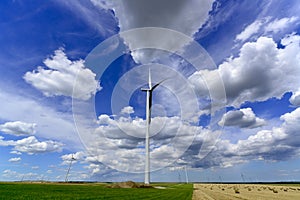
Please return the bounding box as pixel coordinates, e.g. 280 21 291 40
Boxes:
219 175 223 183
141 69 165 184
178 171 182 183
184 166 189 184
241 173 245 182
65 154 76 182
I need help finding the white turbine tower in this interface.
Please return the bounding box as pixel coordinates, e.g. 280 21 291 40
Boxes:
141 69 164 184
65 154 76 182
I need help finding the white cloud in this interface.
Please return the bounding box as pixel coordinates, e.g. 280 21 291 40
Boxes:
265 17 298 33
62 107 300 173
234 107 300 159
0 89 82 150
24 48 100 100
125 108 300 170
0 136 63 155
0 121 36 136
235 16 299 42
236 19 267 42
2 170 22 179
219 108 266 128
120 106 134 115
290 89 300 106
78 114 204 173
61 151 85 165
10 150 22 155
8 157 21 163
14 136 63 154
86 163 101 175
92 0 214 63
2 169 38 180
190 33 300 107
185 108 300 169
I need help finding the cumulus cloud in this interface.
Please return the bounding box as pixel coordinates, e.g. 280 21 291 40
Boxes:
73 108 300 174
62 107 300 174
290 89 300 106
10 150 22 155
0 136 63 155
219 108 266 129
24 48 100 100
120 106 134 115
61 151 85 165
8 157 21 163
183 108 300 169
233 108 300 160
14 136 63 154
77 113 205 173
190 33 300 107
0 121 36 136
92 0 214 63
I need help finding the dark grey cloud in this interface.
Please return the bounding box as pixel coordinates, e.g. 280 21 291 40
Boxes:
92 0 214 63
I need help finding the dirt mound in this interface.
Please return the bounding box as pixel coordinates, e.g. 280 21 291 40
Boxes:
107 181 153 189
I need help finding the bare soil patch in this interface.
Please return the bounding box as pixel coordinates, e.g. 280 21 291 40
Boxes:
106 181 153 188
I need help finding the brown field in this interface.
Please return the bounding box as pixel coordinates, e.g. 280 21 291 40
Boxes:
193 183 300 200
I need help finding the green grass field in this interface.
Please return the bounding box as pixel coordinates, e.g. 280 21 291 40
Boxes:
0 182 193 200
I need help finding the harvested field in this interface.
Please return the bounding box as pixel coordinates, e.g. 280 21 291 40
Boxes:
193 184 300 200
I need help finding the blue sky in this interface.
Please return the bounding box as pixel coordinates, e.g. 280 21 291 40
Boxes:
0 0 300 182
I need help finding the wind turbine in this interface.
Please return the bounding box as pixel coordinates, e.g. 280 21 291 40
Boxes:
141 69 164 184
184 166 189 184
241 173 245 183
65 154 76 182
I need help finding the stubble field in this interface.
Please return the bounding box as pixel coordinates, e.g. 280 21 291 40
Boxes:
192 183 300 200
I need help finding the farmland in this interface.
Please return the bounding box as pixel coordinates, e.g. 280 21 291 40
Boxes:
1 182 300 199
192 183 300 200
0 182 193 200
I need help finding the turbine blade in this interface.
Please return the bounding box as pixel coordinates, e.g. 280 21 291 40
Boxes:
151 83 160 91
141 88 150 91
151 78 168 91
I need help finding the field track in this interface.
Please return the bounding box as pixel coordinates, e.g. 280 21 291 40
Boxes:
192 183 300 200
